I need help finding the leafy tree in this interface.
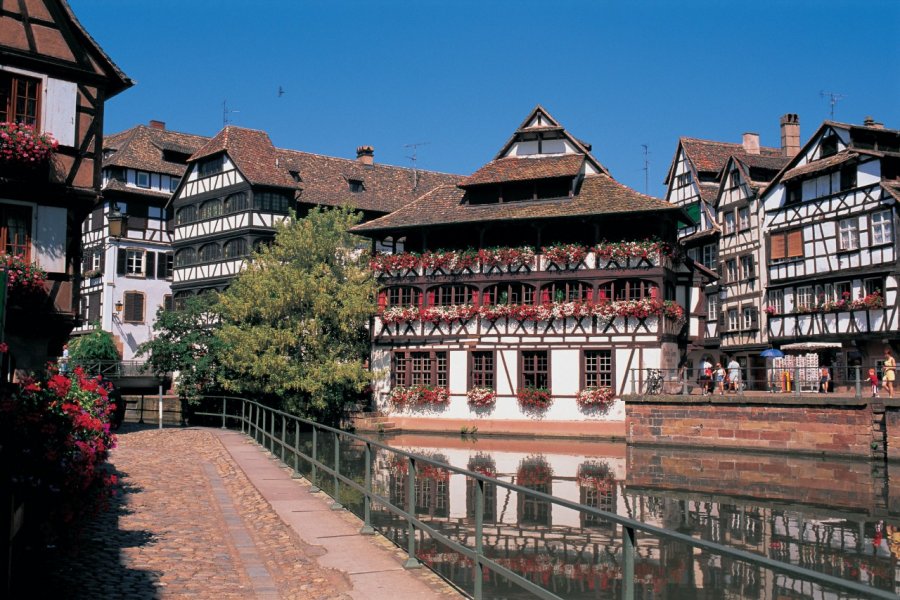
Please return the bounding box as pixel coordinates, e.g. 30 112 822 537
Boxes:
68 324 119 362
215 207 375 424
137 295 223 402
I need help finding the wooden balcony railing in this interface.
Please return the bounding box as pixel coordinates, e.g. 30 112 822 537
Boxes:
767 307 893 339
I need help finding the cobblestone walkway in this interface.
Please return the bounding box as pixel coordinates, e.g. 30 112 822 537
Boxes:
40 425 353 599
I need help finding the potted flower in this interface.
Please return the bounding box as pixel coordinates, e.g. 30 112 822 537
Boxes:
764 305 777 316
517 386 552 410
0 122 58 166
466 386 496 408
542 243 588 269
576 387 615 410
2 253 47 294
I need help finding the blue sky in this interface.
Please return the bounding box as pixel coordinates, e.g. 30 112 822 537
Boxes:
71 0 899 196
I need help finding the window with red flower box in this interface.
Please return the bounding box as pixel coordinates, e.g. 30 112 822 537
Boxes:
393 350 448 387
0 72 41 127
0 203 31 259
428 284 475 306
521 350 549 389
470 350 495 389
482 282 535 305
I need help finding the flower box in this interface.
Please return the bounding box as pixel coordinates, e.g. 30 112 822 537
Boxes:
576 461 615 492
389 384 449 408
576 387 615 410
517 386 552 410
0 122 58 165
2 253 47 293
466 386 496 408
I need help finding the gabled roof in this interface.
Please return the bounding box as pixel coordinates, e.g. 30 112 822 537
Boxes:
459 154 584 188
668 138 784 182
189 126 299 189
781 150 857 183
881 181 900 203
104 125 209 177
352 174 681 233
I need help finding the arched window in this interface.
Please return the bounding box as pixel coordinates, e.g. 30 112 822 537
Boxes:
541 281 592 303
199 243 222 262
175 248 196 267
175 206 196 225
198 199 222 220
428 284 476 306
599 279 657 301
482 283 535 305
224 192 249 214
384 286 422 306
254 191 291 213
224 238 248 259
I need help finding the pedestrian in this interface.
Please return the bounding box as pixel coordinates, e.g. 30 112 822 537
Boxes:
727 357 741 392
714 363 726 395
869 368 879 398
884 349 896 399
60 343 69 374
699 356 712 396
819 366 830 393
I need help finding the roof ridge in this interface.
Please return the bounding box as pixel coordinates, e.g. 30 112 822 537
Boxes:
275 147 461 177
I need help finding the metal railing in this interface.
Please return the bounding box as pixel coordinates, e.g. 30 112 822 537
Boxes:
627 365 888 399
65 360 153 378
195 395 894 600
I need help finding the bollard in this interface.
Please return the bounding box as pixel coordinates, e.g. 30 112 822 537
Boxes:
794 366 801 397
360 442 375 535
403 455 421 569
221 397 227 429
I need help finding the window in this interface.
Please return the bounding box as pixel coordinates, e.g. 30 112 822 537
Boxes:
393 351 448 387
839 218 859 251
169 177 180 192
742 306 757 330
123 291 145 323
701 244 717 269
738 207 750 231
470 351 495 389
726 259 738 283
0 72 40 126
175 248 196 267
198 155 225 177
254 191 290 213
707 294 718 320
90 248 102 271
163 294 174 312
820 133 839 158
385 286 421 306
864 278 884 296
541 280 591 302
348 179 365 193
482 283 534 305
520 350 549 389
224 239 247 259
835 281 852 303
770 229 804 261
769 290 784 314
840 166 856 191
786 182 802 204
198 199 222 220
117 249 145 276
872 210 893 245
0 203 31 259
176 206 196 225
199 243 221 262
796 286 814 311
740 254 756 279
583 350 612 389
727 309 739 331
224 192 249 213
429 284 475 306
687 247 699 262
723 211 736 235
135 171 150 188
600 279 656 302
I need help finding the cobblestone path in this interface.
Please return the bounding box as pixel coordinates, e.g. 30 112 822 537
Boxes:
39 425 353 599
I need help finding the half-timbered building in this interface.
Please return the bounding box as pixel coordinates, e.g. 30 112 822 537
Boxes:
352 106 694 436
0 0 131 373
170 126 458 303
762 117 899 383
76 121 208 359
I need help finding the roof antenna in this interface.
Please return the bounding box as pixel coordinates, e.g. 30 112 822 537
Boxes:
641 144 650 195
819 91 845 120
278 86 285 97
223 99 240 126
404 142 429 189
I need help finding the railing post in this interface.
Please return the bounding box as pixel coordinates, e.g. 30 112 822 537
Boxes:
269 408 275 452
331 430 343 510
138 394 144 424
622 524 635 600
360 441 375 535
403 455 421 569
855 365 862 399
221 397 227 429
474 477 485 599
794 366 801 397
281 415 286 462
310 427 320 493
680 369 687 396
291 421 302 479
631 369 637 395
240 401 246 434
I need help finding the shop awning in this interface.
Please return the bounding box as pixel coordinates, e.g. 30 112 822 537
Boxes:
780 342 843 351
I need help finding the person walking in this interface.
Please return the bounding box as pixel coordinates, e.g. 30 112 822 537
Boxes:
884 349 896 399
819 366 831 393
699 356 712 396
714 363 726 395
727 357 741 392
869 368 880 398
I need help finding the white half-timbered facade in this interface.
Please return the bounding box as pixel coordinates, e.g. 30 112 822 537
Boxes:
352 106 698 432
762 118 899 382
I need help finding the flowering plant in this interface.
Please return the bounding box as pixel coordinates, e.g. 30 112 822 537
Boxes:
517 456 552 487
517 386 552 410
370 252 420 274
83 268 103 279
853 291 884 309
380 305 420 325
420 304 479 325
466 386 496 408
576 461 615 492
764 305 778 316
542 244 588 267
478 246 536 270
576 387 615 409
592 298 684 321
594 238 674 260
0 122 58 164
389 384 449 408
2 253 47 292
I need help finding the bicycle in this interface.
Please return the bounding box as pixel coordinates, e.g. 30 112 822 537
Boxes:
643 369 663 395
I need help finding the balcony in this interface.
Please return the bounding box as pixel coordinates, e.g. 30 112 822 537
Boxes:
767 307 892 340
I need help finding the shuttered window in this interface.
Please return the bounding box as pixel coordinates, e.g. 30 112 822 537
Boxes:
123 291 145 323
770 229 803 261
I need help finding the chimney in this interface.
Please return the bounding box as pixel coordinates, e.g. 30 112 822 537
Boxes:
780 113 800 157
742 132 760 155
864 116 884 129
149 120 166 130
356 145 374 166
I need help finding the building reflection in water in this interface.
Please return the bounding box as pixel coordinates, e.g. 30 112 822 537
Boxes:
364 434 900 599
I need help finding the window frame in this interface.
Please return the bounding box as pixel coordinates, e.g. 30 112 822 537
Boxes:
838 217 860 251
125 248 145 277
581 349 613 390
392 350 448 388
871 210 893 246
738 206 750 231
727 308 739 332
135 170 150 189
707 294 718 321
520 350 549 390
723 211 736 235
0 203 32 260
769 229 804 262
740 254 756 280
769 289 784 314
0 71 41 127
469 350 495 389
122 290 146 324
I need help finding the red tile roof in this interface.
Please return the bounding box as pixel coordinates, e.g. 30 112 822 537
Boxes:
352 174 681 233
781 150 857 182
104 125 209 177
459 154 584 188
190 127 299 189
681 138 785 174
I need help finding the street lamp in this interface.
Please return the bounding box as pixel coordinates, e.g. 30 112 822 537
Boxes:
107 201 128 239
718 287 727 302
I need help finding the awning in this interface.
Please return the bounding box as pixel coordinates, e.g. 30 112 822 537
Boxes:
780 342 844 351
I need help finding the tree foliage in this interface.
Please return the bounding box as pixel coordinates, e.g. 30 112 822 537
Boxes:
68 324 119 362
215 207 375 424
137 295 223 401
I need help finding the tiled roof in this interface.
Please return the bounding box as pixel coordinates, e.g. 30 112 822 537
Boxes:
882 181 900 203
680 227 720 244
190 127 299 189
698 183 719 204
104 126 209 177
58 1 133 97
734 153 792 173
352 174 680 233
681 138 784 174
781 150 857 182
102 179 171 199
459 154 584 188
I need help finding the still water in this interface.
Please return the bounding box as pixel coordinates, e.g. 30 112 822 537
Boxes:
295 431 898 599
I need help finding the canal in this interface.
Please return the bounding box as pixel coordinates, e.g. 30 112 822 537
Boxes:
298 431 898 599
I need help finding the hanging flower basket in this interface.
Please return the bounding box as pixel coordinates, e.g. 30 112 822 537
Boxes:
466 386 496 408
517 386 552 410
2 253 47 293
0 122 58 165
576 387 615 410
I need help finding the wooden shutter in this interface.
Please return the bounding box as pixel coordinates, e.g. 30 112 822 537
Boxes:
163 294 173 312
87 291 100 322
117 249 126 275
146 252 156 279
771 233 786 260
124 292 144 323
750 307 759 329
81 252 90 273
787 230 803 258
99 248 105 271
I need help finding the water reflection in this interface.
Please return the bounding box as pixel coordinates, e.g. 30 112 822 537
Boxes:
331 433 899 598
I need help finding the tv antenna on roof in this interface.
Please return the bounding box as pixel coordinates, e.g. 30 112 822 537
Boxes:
223 99 240 126
404 142 429 189
820 91 846 120
641 144 650 195
278 86 285 97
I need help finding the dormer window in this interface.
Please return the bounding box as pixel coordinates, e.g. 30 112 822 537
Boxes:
820 134 839 158
198 155 225 177
839 166 856 191
786 181 802 204
349 179 365 193
135 170 150 188
289 170 301 183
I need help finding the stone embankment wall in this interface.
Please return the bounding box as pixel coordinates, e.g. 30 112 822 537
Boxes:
625 396 900 459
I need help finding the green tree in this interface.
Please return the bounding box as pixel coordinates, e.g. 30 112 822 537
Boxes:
215 207 375 424
68 324 119 362
137 295 223 402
